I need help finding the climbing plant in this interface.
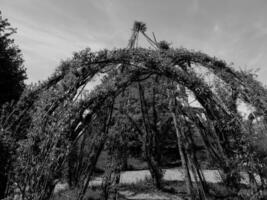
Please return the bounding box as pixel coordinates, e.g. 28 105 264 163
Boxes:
1 22 267 200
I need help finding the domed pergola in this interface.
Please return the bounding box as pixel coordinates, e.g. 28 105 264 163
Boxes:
2 22 267 200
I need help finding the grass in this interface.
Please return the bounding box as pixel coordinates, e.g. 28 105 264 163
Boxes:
119 175 155 193
52 188 102 200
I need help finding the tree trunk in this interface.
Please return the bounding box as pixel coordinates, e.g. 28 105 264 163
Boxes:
0 173 8 199
138 83 163 189
102 154 122 200
77 99 115 200
152 82 162 165
171 109 194 197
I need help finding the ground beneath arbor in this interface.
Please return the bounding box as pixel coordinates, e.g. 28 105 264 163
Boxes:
89 167 251 186
54 168 254 200
119 190 183 200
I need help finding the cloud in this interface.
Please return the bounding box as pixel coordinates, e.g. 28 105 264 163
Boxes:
191 0 200 13
1 0 267 84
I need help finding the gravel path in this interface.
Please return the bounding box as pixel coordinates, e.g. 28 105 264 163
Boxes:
55 168 254 199
89 168 255 186
89 168 225 186
119 190 183 200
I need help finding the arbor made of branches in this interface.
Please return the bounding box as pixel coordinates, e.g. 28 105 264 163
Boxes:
1 23 267 200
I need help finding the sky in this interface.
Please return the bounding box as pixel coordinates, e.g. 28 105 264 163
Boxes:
1 0 267 84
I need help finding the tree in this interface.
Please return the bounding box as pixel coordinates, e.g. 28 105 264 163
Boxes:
0 11 27 106
0 11 26 199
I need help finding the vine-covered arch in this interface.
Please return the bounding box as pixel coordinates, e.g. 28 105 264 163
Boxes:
2 23 267 200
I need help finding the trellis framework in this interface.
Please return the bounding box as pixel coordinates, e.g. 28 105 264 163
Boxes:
1 22 267 200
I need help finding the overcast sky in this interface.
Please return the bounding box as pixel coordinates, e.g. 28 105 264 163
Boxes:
1 0 267 84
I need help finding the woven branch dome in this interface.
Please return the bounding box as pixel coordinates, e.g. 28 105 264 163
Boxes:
3 25 267 200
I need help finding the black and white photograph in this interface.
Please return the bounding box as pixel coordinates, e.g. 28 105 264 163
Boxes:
1 0 267 199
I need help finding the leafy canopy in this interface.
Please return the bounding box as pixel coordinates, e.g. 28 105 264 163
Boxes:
0 11 27 106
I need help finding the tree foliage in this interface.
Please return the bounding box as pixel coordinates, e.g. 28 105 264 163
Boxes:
0 11 27 199
0 11 27 106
